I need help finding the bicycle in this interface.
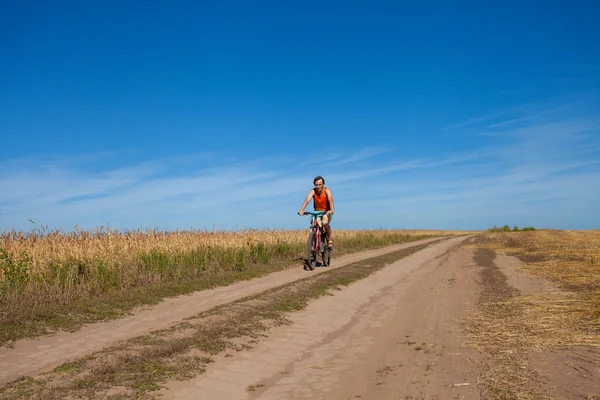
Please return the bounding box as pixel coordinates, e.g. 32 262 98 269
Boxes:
302 211 332 270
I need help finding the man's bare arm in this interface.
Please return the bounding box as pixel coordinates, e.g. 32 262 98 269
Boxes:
298 189 315 214
326 188 334 214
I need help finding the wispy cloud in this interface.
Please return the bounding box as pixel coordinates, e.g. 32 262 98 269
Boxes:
439 110 515 132
335 147 396 165
1 103 599 231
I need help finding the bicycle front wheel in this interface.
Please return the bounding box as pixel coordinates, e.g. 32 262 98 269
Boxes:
306 231 317 270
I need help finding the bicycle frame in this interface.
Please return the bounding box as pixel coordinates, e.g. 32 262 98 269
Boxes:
305 211 326 249
303 211 331 269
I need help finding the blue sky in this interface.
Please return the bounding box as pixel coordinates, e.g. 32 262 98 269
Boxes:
1 1 599 231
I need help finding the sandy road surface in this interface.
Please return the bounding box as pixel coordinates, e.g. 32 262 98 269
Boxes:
0 237 448 386
162 235 480 399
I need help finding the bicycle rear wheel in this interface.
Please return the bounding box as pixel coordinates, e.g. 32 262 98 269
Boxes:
322 248 331 266
321 232 331 266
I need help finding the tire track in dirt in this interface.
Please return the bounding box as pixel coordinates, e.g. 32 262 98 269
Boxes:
161 236 480 399
0 237 448 386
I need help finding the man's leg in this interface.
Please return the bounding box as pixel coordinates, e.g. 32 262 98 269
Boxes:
322 214 333 248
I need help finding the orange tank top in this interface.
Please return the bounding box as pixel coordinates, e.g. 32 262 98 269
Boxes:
313 189 329 211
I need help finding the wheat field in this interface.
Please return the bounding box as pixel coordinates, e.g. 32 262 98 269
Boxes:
0 227 466 293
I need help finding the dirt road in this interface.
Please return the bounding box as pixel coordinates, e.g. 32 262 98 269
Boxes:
3 234 597 399
0 236 448 386
161 235 481 399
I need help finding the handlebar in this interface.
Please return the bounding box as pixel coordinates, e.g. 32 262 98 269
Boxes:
300 211 331 216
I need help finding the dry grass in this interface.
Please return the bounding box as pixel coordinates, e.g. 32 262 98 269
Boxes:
480 230 600 291
478 229 600 338
0 227 468 344
465 231 600 399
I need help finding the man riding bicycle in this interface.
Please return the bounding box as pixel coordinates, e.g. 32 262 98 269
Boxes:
298 176 335 248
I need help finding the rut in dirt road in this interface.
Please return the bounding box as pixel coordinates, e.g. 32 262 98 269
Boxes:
162 236 480 400
0 237 447 386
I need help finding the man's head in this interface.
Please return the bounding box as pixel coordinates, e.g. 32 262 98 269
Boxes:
313 176 325 191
